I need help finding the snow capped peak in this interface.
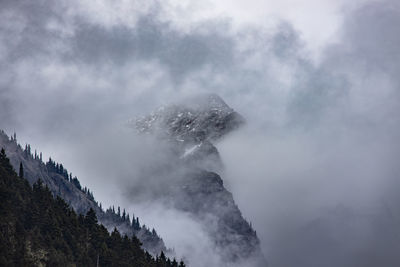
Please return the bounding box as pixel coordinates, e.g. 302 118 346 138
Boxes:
132 94 245 143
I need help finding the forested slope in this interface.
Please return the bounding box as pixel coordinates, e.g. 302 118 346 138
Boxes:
0 148 184 267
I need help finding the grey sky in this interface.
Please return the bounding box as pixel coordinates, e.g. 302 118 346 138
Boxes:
1 0 400 266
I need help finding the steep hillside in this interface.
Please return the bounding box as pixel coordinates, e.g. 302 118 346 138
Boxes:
0 130 166 256
0 148 184 267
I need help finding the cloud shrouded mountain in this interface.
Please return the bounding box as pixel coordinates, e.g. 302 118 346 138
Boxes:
130 93 266 266
1 0 400 266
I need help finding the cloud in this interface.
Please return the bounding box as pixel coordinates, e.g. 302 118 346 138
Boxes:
218 1 400 266
1 0 400 266
127 202 224 267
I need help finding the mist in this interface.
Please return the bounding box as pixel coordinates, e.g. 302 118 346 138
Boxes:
1 0 400 266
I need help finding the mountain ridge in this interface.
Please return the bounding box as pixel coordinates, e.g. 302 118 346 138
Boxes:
0 147 184 266
0 130 168 256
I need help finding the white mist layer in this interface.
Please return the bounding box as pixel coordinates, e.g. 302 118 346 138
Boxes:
218 122 399 266
127 203 223 267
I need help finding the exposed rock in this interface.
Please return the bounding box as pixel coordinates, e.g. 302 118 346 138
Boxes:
133 94 267 266
134 94 245 144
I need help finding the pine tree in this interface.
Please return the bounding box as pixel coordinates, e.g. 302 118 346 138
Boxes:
135 217 140 230
0 148 14 174
0 148 6 162
85 208 98 227
19 162 24 178
160 251 166 262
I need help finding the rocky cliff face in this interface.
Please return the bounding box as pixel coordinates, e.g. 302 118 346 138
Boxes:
0 130 167 256
132 94 267 266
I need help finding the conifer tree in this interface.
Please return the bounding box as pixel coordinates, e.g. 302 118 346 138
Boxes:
160 251 166 262
136 217 140 229
19 162 24 178
0 148 14 174
85 208 98 227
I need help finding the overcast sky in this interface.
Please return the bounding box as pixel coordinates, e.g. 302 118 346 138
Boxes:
1 0 400 266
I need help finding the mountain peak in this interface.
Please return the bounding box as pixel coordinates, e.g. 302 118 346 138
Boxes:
133 94 245 143
127 96 266 266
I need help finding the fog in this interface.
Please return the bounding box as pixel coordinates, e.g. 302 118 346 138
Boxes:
1 0 400 266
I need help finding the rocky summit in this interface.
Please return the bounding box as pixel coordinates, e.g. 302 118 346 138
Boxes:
135 93 245 143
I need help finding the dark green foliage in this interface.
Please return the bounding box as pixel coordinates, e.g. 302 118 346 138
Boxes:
0 148 14 175
1 132 170 257
19 162 24 178
46 158 70 180
71 176 82 190
0 149 182 267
